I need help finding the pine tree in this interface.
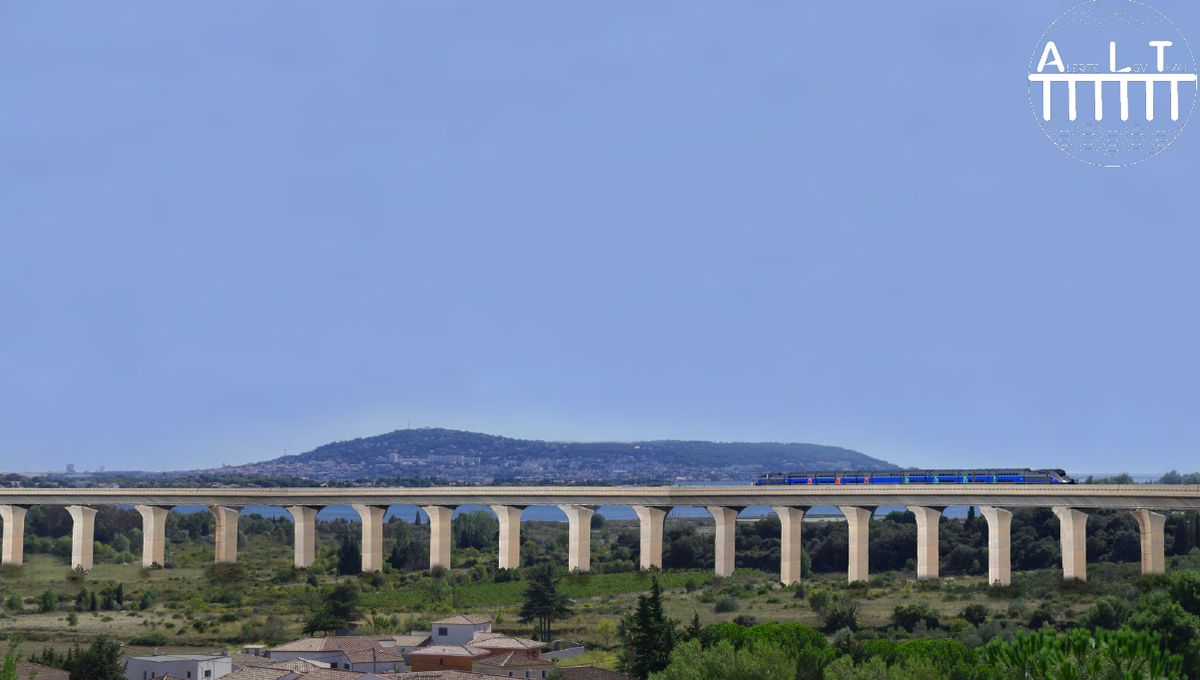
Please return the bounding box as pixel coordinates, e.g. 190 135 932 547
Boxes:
518 562 573 642
336 533 361 576
685 611 703 640
1174 515 1195 556
618 577 678 679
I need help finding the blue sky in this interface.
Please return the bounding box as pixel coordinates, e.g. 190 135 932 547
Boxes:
1 1 1197 474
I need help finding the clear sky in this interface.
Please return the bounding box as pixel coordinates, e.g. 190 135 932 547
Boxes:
1 1 1197 474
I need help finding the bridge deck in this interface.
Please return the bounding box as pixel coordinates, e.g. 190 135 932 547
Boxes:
1 484 1198 510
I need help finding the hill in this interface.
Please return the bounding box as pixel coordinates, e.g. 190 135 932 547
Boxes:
202 427 894 483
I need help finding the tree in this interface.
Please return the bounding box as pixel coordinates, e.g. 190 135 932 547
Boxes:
685 612 702 641
1128 590 1200 677
648 639 795 680
619 577 678 679
596 618 618 649
38 591 57 613
822 655 952 680
2 637 20 680
387 520 424 571
303 581 359 635
453 511 498 551
336 533 361 576
67 636 125 680
983 628 1182 680
518 562 573 642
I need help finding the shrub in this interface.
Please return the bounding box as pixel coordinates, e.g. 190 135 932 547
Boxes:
1028 605 1055 629
1078 596 1129 630
892 604 939 632
961 603 989 626
822 599 859 632
714 596 739 614
128 632 170 646
807 589 833 613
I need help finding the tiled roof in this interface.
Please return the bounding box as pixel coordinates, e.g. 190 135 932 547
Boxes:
558 666 632 680
470 635 541 651
342 648 407 664
220 667 292 680
127 655 230 662
408 646 488 658
272 637 395 653
387 635 431 647
291 669 370 680
474 652 552 669
385 672 492 679
230 653 271 667
431 615 492 626
268 660 333 672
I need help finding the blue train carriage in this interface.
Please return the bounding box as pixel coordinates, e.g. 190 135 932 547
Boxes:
754 468 1074 485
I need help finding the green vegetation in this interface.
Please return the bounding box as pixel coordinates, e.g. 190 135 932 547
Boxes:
618 578 677 678
1 488 1199 677
518 562 573 641
2 637 19 680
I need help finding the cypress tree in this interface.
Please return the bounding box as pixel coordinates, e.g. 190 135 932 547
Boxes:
618 577 678 679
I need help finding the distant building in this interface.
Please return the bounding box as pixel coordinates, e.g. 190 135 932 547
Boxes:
267 637 405 672
473 651 553 679
407 646 489 673
430 615 494 645
124 654 232 680
382 634 431 656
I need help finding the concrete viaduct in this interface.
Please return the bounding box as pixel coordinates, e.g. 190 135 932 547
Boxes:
2 484 1198 586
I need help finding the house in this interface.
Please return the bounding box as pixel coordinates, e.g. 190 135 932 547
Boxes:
16 662 70 680
219 666 387 680
430 616 494 645
406 646 489 673
124 654 233 680
388 673 491 679
472 652 554 679
468 633 542 658
383 635 431 657
268 637 406 672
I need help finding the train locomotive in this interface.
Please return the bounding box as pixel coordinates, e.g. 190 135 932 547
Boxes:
754 468 1075 485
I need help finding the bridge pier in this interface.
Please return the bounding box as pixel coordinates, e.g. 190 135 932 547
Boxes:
908 506 943 580
633 506 668 570
560 505 595 573
707 506 740 577
287 506 319 569
135 505 169 568
773 506 806 585
1132 508 1166 575
210 506 240 564
840 506 871 583
491 505 523 570
424 505 453 571
66 505 97 571
1053 507 1088 581
979 506 1012 586
352 504 386 572
0 505 27 567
